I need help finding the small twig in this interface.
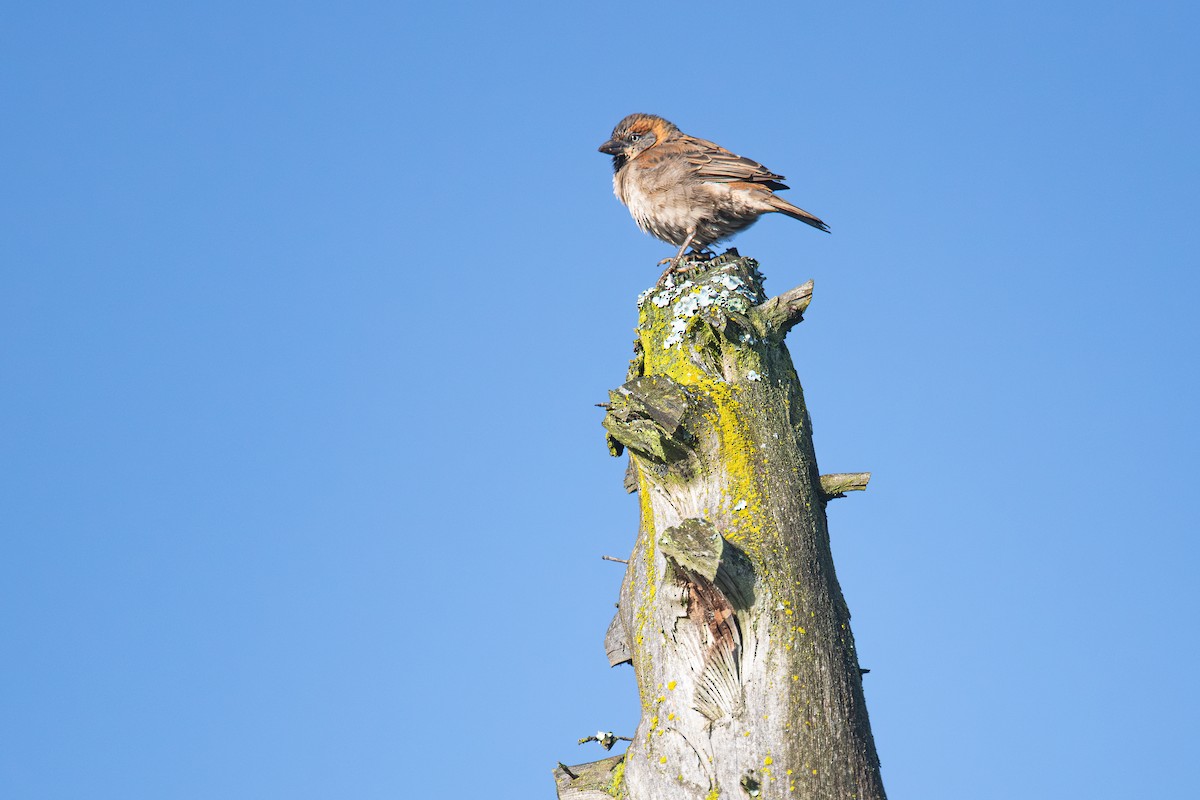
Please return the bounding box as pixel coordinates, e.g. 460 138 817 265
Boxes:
601 555 629 564
579 731 634 750
557 762 578 780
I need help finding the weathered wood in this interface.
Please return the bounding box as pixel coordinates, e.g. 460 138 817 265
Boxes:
820 471 872 500
553 754 626 800
605 610 633 667
623 458 638 493
568 253 886 800
602 374 707 466
658 518 725 583
755 279 814 340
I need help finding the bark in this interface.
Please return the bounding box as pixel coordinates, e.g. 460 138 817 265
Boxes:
557 253 886 800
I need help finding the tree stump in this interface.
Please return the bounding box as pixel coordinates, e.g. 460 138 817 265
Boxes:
557 253 886 800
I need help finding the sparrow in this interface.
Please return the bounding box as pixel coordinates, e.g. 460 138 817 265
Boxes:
598 113 829 283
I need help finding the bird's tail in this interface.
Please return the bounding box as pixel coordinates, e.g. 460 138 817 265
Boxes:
768 196 831 233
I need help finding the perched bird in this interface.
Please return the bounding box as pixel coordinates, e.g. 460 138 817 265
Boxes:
598 113 829 282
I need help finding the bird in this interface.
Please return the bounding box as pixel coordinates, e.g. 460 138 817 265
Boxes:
598 113 829 283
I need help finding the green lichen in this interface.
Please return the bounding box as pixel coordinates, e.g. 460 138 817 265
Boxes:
607 759 626 798
633 465 658 707
634 258 781 571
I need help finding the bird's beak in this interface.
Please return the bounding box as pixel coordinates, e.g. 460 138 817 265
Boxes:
598 139 623 155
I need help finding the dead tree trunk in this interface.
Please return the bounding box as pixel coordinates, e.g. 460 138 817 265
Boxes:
554 253 886 800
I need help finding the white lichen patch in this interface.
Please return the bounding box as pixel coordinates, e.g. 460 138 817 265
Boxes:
713 274 744 292
746 370 762 382
664 315 690 348
675 294 700 318
651 274 761 350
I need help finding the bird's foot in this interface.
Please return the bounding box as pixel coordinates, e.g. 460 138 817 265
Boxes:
655 260 681 287
655 249 713 285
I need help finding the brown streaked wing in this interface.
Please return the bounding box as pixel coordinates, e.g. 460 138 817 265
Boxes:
680 135 790 189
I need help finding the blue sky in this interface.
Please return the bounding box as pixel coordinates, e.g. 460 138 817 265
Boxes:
3 2 1198 798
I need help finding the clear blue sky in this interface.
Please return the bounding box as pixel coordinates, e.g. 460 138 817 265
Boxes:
3 2 1198 798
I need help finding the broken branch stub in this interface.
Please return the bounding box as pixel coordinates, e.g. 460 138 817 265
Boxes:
601 374 710 469
820 471 873 500
658 518 725 584
754 279 814 341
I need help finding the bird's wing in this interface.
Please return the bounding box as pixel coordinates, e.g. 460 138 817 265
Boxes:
679 135 790 190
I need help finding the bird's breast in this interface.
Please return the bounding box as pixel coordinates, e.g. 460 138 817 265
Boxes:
612 170 693 246
619 173 655 229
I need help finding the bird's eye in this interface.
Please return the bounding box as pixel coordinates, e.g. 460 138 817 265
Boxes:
629 133 642 142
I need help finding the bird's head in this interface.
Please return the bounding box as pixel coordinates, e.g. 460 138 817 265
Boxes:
598 113 677 170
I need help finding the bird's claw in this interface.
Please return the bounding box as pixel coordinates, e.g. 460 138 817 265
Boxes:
655 247 721 286
656 256 691 286
655 262 679 287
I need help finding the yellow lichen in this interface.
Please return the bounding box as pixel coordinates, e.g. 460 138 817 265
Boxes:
606 760 626 798
633 466 658 708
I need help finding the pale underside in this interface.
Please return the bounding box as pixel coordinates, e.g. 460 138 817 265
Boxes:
613 168 775 250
